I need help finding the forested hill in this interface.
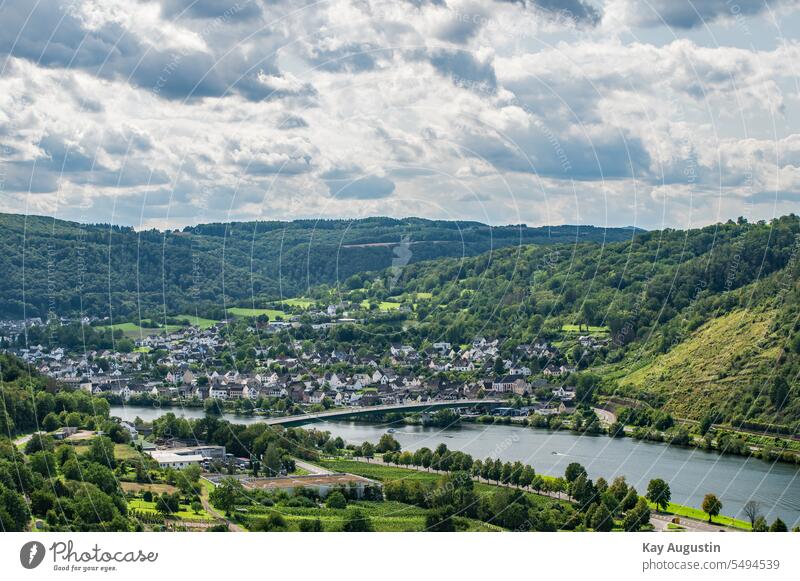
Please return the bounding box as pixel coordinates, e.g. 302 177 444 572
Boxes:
0 213 637 319
368 214 800 426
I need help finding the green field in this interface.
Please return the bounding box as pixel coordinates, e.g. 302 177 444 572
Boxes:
360 300 402 311
173 314 220 329
114 443 146 461
279 298 315 309
317 459 565 509
227 307 289 319
99 322 183 338
243 500 499 532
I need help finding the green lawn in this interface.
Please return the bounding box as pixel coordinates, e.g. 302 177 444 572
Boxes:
227 307 288 319
415 292 433 300
649 501 751 530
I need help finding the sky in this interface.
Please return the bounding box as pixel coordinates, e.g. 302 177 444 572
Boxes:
0 0 799 231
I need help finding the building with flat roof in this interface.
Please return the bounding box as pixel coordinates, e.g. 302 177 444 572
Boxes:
149 450 205 469
147 444 226 469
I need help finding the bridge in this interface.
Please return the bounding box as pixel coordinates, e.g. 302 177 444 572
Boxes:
262 399 505 427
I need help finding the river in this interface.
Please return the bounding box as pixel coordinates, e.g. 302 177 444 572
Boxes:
111 405 800 526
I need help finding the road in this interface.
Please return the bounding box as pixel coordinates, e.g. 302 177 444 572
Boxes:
650 512 738 533
265 398 503 426
592 407 617 426
294 459 333 475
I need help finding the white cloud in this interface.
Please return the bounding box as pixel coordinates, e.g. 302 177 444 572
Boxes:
1 0 799 230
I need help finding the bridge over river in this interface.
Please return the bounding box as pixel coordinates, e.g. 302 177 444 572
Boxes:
262 399 504 427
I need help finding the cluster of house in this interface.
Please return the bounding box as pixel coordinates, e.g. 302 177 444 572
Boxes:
3 314 583 411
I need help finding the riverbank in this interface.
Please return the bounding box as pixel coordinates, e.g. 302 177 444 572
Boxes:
323 457 742 532
109 405 800 527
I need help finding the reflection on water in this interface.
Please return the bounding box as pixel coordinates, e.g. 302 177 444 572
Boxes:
111 405 800 526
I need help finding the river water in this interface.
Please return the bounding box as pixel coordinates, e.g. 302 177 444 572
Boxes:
111 405 800 526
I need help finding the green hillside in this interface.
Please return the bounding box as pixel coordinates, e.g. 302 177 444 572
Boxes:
331 215 800 427
0 213 636 320
616 308 786 420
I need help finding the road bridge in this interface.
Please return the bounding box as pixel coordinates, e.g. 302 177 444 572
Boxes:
262 399 504 427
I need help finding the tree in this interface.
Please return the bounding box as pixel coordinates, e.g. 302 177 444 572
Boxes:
376 433 400 453
28 450 57 477
326 491 347 509
742 500 761 528
176 464 202 496
262 443 282 476
769 518 788 532
623 497 651 531
753 516 768 532
518 465 535 488
209 477 244 515
571 474 597 506
299 518 323 531
608 421 625 438
342 509 373 532
87 436 116 468
0 483 32 531
698 411 718 436
361 442 375 460
770 376 790 410
702 493 722 523
425 507 455 532
493 357 505 375
646 479 671 512
157 492 180 515
591 502 613 532
565 462 587 483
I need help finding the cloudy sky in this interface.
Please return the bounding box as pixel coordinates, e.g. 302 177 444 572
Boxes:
1 0 799 230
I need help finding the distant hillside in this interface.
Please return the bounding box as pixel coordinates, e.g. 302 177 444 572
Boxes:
0 213 637 320
350 215 800 427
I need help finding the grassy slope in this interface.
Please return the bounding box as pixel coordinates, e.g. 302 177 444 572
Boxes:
227 307 288 319
98 322 183 338
618 309 782 419
173 314 220 329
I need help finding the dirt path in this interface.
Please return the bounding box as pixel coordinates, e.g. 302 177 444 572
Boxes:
201 489 244 532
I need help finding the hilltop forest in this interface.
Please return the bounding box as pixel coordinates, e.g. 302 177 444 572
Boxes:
0 213 635 320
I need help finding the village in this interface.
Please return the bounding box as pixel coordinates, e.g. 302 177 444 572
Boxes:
0 311 612 419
